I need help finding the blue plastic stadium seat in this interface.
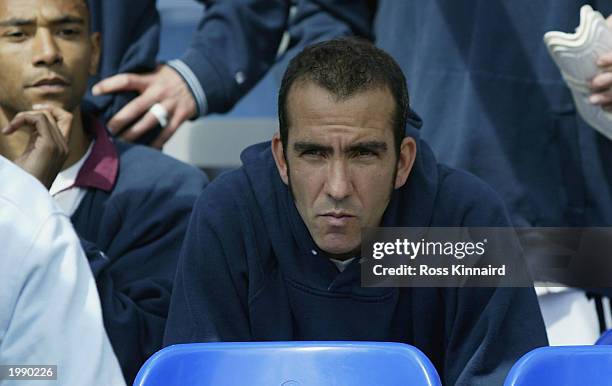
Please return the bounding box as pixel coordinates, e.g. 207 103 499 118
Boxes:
596 329 612 345
504 346 612 385
134 341 442 386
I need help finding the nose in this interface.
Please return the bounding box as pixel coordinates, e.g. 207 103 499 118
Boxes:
32 29 63 67
324 159 353 202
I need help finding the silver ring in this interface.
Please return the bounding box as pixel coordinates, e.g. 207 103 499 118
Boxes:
149 103 169 128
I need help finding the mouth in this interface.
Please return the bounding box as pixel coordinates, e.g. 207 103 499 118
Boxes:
319 212 356 226
27 77 69 92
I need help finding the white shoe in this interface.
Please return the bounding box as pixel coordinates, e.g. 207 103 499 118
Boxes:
544 5 612 140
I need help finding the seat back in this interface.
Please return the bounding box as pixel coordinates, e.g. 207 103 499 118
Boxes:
596 329 612 345
504 346 612 385
134 341 442 386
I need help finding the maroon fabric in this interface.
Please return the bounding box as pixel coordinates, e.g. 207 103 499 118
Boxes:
74 118 118 192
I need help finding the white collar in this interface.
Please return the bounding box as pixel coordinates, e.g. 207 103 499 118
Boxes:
329 257 356 272
50 141 94 196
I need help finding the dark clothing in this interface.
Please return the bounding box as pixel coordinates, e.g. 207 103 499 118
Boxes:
373 0 612 227
84 1 375 119
84 0 612 225
84 0 160 122
84 0 290 118
178 0 290 114
72 121 208 383
164 139 547 386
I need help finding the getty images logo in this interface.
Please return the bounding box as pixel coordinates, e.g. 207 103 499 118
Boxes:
372 238 488 260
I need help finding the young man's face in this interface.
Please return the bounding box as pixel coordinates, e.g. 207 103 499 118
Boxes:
273 82 416 259
0 0 99 116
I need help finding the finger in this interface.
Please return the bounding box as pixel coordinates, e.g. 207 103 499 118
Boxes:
9 112 68 188
589 91 612 105
590 72 612 91
3 112 52 138
91 73 150 96
31 109 62 142
2 112 34 134
607 14 612 29
27 109 68 155
107 92 158 133
120 110 164 142
30 106 63 141
4 112 68 165
150 100 192 148
12 114 45 155
151 113 183 149
597 51 612 67
598 65 612 74
33 104 73 140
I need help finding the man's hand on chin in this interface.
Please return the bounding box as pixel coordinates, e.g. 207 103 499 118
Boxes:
1 105 73 189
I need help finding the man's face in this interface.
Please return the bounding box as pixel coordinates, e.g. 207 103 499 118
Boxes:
0 0 99 115
272 82 416 259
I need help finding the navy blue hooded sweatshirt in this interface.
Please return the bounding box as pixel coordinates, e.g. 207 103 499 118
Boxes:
164 136 548 386
72 137 208 383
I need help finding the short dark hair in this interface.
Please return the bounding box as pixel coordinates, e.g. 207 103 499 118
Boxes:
278 38 409 154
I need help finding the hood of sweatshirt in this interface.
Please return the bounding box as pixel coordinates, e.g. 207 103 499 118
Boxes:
238 127 440 295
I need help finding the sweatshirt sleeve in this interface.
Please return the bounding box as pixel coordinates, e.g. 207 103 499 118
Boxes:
270 0 374 74
174 0 376 116
443 286 547 386
163 188 252 345
175 0 290 115
287 0 374 49
437 169 549 385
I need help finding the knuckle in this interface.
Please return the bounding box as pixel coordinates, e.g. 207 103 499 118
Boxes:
119 74 132 88
40 140 57 153
152 85 167 98
135 99 151 112
16 111 33 120
32 113 46 123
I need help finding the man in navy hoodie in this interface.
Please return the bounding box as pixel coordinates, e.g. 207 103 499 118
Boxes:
164 38 547 385
0 0 207 383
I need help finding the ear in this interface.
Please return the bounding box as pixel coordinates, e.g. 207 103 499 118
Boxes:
88 32 101 76
394 136 417 189
271 132 289 185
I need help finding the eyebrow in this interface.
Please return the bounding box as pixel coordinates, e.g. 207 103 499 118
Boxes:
346 141 388 153
0 16 85 27
293 141 333 153
293 140 388 154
